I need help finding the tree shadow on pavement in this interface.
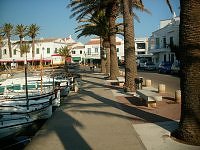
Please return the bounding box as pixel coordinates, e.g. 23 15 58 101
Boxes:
80 88 177 132
25 109 92 150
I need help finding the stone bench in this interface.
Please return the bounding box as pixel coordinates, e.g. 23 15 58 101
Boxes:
136 86 162 107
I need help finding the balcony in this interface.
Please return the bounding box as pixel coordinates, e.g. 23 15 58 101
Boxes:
149 46 171 54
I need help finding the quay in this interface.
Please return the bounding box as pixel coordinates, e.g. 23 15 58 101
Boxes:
24 68 199 150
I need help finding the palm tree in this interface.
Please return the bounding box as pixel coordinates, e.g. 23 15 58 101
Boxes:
58 46 71 72
170 0 200 145
0 35 3 59
20 43 30 64
105 2 120 79
1 23 13 58
75 10 114 75
122 0 149 92
28 24 39 66
15 24 27 57
68 0 120 79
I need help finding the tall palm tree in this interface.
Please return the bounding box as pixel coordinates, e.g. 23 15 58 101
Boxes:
20 43 30 63
122 0 149 92
68 0 120 79
0 35 3 59
171 0 200 145
58 46 71 72
75 10 118 75
15 24 27 57
1 23 13 58
28 24 39 66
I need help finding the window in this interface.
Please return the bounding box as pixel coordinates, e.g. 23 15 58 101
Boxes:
137 52 145 55
170 37 174 46
87 48 91 55
164 54 166 62
137 43 145 49
4 49 6 54
95 48 98 53
55 48 58 53
171 54 174 63
13 49 17 55
72 51 76 54
36 48 40 54
116 48 119 52
80 50 82 54
156 38 160 49
163 37 166 48
47 48 50 54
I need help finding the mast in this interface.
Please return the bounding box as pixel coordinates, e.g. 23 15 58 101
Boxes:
24 59 29 110
40 54 43 94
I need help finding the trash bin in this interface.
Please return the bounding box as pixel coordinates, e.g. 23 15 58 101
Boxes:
134 77 143 89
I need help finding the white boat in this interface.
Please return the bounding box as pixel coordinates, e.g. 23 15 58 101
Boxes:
0 76 61 108
0 113 33 139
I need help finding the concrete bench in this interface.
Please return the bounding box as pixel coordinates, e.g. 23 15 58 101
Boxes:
136 86 162 107
116 77 125 87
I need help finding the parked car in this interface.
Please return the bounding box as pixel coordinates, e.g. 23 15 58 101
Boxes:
158 62 173 74
171 62 180 74
144 62 156 71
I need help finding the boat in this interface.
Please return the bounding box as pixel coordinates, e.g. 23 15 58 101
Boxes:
0 112 33 139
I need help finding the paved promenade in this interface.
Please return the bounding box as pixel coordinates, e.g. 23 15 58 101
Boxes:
25 70 200 150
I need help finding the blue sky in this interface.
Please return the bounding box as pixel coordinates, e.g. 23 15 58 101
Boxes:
0 0 180 44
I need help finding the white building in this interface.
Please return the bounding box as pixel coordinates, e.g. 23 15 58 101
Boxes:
0 35 149 67
149 16 180 67
83 36 149 65
135 37 149 56
0 36 85 66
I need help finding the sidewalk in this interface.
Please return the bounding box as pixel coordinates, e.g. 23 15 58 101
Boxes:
25 70 200 150
25 71 145 150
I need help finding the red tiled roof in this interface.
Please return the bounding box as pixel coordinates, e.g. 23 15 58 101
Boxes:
86 39 121 45
85 40 100 45
73 46 85 49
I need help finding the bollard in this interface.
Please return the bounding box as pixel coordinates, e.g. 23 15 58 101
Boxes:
74 85 79 93
158 84 166 93
175 90 181 103
145 79 151 87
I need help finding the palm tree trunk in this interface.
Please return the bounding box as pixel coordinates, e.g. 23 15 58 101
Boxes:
105 47 110 76
32 38 35 66
100 38 106 73
103 39 110 75
20 37 23 57
8 36 12 58
123 0 137 92
171 0 200 145
108 2 119 80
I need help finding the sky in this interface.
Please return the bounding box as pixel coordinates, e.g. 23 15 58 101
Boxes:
0 0 180 44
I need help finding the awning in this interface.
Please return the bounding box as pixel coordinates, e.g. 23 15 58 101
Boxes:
72 57 81 61
0 59 51 63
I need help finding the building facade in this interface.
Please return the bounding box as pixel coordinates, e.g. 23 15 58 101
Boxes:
0 35 149 67
0 36 85 67
149 16 180 67
83 36 149 65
